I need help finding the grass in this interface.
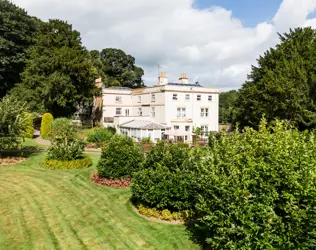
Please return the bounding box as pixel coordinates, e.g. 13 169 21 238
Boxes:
0 152 199 250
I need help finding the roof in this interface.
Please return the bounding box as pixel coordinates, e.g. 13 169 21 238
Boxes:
108 86 131 90
120 120 170 130
168 83 203 87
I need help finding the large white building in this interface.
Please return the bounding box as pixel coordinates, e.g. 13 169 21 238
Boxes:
100 72 219 143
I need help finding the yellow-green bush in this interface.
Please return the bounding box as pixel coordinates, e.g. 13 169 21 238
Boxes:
138 204 189 221
44 156 92 169
40 113 53 139
20 112 34 138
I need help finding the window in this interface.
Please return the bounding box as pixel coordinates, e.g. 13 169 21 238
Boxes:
208 95 212 101
185 126 190 132
201 108 209 117
201 125 209 137
138 108 142 116
152 107 155 117
185 136 188 141
125 109 129 116
116 108 122 115
173 94 178 100
197 95 201 101
151 94 155 102
177 108 186 117
174 125 180 130
185 94 190 101
115 96 122 103
138 96 141 103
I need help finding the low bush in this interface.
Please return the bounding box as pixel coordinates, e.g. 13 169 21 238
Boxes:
86 127 114 146
46 140 85 161
137 204 190 221
40 113 53 139
44 156 92 169
97 135 144 179
20 112 34 138
195 119 316 249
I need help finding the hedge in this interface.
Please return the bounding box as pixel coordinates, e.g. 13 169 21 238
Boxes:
97 135 144 179
44 156 92 169
40 113 53 139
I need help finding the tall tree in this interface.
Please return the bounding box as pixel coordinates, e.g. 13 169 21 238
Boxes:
97 48 144 88
12 19 99 117
0 0 37 97
219 90 238 124
235 27 316 130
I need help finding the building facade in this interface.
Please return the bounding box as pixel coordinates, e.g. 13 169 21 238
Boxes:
101 72 219 143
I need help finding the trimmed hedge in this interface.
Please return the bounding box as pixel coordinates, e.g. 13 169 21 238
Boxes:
40 113 53 139
44 156 92 169
21 112 34 138
97 135 144 179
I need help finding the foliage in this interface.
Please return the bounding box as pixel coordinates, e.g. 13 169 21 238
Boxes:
0 96 28 150
141 137 152 143
94 48 144 88
97 135 144 179
40 113 53 140
196 119 316 249
11 19 99 117
0 0 38 97
44 156 92 169
46 140 85 161
20 112 34 138
219 90 238 124
235 27 316 130
51 118 76 141
138 204 190 221
86 127 114 146
106 126 116 134
132 143 206 211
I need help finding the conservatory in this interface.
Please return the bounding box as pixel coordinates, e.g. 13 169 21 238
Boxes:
119 120 170 142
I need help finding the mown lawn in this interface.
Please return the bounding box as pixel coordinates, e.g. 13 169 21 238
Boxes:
0 153 199 250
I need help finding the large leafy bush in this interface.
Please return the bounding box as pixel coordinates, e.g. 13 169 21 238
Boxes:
196 119 316 249
46 140 85 161
132 142 206 211
51 118 76 141
97 135 144 179
0 96 28 150
40 113 53 139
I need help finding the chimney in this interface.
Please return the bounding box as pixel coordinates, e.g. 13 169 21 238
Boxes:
158 72 168 85
179 73 188 84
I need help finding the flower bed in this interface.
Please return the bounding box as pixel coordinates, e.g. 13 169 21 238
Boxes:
44 156 92 169
0 156 27 165
91 172 131 187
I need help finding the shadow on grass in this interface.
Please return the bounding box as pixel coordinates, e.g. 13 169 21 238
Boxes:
0 150 39 158
185 220 213 250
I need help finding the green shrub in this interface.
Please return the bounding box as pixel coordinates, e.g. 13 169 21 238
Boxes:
20 112 34 138
86 127 114 146
132 143 206 211
141 137 152 143
40 113 53 139
106 126 116 134
44 156 92 169
47 140 85 161
51 118 76 141
97 135 144 179
196 119 316 249
138 204 190 221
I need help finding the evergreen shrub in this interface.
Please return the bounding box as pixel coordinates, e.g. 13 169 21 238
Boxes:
97 135 144 179
40 113 53 139
20 112 34 138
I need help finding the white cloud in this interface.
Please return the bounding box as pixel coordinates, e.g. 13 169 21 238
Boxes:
13 0 316 91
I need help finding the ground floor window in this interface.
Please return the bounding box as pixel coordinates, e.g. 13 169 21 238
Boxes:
201 125 209 137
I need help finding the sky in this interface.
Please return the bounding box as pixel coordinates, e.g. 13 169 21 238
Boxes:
12 0 316 91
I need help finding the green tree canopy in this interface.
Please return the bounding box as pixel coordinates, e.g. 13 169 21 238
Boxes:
0 0 37 97
219 90 238 124
93 48 144 88
235 27 316 130
11 19 99 117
